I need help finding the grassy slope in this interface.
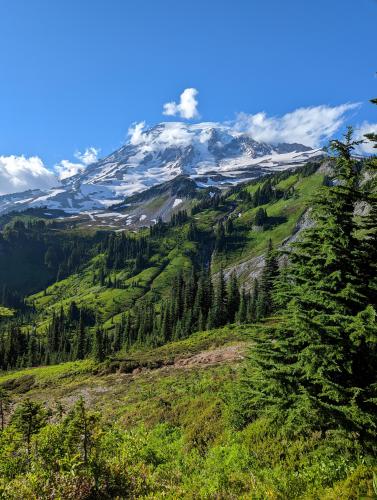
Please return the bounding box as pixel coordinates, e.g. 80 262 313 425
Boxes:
0 324 374 499
213 172 324 269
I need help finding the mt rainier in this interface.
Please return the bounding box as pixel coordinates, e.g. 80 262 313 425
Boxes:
0 122 322 215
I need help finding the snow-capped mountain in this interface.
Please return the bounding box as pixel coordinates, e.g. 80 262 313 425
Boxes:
0 122 323 215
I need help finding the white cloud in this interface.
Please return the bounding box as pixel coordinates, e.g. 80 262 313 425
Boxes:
354 121 377 154
163 88 199 119
0 155 58 196
125 103 360 155
128 121 194 150
128 121 146 145
55 160 85 180
75 147 99 165
55 146 99 180
154 122 194 147
233 103 360 148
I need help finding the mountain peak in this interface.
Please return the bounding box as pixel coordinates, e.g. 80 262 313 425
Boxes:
0 123 324 216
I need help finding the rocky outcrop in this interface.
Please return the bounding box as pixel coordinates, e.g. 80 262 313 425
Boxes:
221 209 314 290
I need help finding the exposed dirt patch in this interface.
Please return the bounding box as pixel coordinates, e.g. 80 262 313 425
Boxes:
174 343 245 368
1 374 35 393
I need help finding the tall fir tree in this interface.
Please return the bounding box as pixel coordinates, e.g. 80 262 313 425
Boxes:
227 272 240 323
242 128 377 438
211 267 227 327
75 311 86 360
92 326 105 362
361 97 377 305
256 239 279 320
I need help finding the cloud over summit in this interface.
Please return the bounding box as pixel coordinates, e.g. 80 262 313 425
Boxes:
163 88 199 119
233 103 360 148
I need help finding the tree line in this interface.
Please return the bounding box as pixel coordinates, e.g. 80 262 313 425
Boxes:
0 242 281 369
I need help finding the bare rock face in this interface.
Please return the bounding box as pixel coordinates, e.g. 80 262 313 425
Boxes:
317 158 335 175
222 253 266 291
281 208 314 247
220 209 315 290
354 201 371 217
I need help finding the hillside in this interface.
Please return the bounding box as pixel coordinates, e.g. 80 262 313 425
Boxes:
0 325 374 499
0 151 376 499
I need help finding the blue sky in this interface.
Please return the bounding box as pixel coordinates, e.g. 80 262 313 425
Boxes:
0 0 376 193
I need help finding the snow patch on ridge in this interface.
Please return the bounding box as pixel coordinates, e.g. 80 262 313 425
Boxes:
173 198 183 208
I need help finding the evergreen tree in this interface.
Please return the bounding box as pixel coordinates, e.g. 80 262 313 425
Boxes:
160 302 172 342
68 301 80 323
206 306 217 330
254 207 268 227
236 288 248 323
361 97 377 306
92 326 105 362
215 222 226 252
227 272 240 323
248 279 259 322
75 311 86 360
64 397 99 466
242 128 377 438
212 268 227 327
256 239 279 319
27 329 38 366
11 399 48 455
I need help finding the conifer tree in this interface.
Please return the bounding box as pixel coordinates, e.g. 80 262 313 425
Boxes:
361 97 377 306
206 306 217 330
248 279 259 321
64 397 99 466
215 222 226 252
75 311 86 360
27 329 38 366
92 326 105 362
236 288 248 323
243 128 377 437
254 207 268 227
112 322 123 352
352 98 377 405
227 272 240 323
256 239 279 319
12 399 48 455
212 267 227 327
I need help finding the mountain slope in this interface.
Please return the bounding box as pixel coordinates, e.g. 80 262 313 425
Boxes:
0 122 323 215
8 163 322 333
